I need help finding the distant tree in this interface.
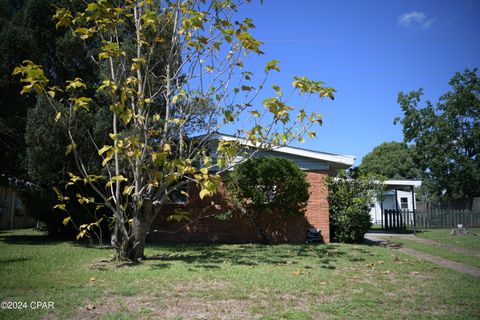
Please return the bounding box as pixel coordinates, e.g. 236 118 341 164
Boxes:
225 157 310 243
359 142 419 179
326 170 383 243
396 68 480 202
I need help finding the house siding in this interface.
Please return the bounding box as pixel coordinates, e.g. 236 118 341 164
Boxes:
148 171 331 243
370 190 416 225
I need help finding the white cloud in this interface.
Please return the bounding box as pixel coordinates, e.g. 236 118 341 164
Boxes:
398 11 435 29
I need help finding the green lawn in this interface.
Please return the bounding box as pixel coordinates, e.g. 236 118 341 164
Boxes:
416 228 480 250
1 229 479 320
387 236 480 269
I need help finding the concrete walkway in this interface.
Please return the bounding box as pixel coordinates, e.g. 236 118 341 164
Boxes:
365 233 480 277
367 232 480 257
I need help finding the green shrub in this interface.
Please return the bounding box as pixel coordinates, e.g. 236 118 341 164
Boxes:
225 157 310 243
327 170 383 243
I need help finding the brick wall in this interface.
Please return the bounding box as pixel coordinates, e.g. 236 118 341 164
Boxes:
148 171 330 243
303 171 330 243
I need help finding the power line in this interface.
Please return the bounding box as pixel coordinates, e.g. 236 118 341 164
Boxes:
261 36 480 43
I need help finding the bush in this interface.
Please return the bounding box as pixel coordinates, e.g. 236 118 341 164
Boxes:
225 157 310 243
326 170 383 243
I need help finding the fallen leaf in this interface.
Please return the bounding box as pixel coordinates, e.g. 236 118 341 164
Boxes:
319 281 327 285
377 260 385 265
89 277 96 282
293 270 302 276
410 271 420 275
86 304 95 311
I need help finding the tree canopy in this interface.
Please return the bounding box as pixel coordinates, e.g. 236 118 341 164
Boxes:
359 141 419 180
396 68 480 201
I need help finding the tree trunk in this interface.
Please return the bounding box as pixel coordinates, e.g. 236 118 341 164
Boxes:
112 201 155 262
128 213 151 261
251 214 268 244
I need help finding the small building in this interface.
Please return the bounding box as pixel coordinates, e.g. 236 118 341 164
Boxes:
369 179 422 225
0 184 34 230
149 133 355 243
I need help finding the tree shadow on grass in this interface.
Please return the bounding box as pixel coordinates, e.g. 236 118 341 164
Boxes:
0 257 30 264
145 243 348 270
0 233 62 246
0 231 112 249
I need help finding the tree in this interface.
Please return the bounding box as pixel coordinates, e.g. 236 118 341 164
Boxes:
225 157 310 243
14 0 335 262
359 142 419 179
326 170 383 243
0 0 98 177
396 68 480 202
0 0 110 237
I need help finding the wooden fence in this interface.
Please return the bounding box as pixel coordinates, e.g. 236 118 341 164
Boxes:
383 209 480 229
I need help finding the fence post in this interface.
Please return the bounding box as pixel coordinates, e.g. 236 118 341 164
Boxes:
411 186 416 234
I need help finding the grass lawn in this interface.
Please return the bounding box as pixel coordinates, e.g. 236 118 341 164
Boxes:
416 228 480 250
386 236 480 269
1 229 479 320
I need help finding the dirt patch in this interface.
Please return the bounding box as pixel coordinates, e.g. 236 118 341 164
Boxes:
71 287 327 320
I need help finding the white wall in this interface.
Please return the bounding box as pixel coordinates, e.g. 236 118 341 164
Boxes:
370 190 416 225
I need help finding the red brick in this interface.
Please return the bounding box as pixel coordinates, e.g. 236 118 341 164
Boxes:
149 171 330 243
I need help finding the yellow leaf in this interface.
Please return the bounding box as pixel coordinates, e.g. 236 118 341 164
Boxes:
55 112 61 122
65 143 76 156
199 189 211 199
123 185 134 196
62 216 71 226
163 144 171 152
98 145 112 156
54 204 67 212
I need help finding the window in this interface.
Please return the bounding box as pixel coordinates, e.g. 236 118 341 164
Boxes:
169 183 189 204
400 197 408 209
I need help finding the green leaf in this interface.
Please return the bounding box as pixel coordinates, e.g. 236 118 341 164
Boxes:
265 60 280 72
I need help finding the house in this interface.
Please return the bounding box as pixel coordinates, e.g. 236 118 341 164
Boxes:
0 180 34 230
148 133 355 243
369 179 422 225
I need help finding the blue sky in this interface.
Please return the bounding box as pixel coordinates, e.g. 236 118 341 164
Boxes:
231 0 480 165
